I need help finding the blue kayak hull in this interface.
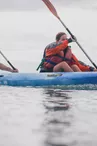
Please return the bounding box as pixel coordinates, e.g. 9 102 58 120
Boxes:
0 72 97 87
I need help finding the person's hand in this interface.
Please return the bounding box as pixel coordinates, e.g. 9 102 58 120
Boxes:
93 69 97 72
68 35 77 43
72 35 77 41
12 68 19 73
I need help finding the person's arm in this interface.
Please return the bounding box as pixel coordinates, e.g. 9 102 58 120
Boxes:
45 40 69 57
72 55 96 72
0 63 18 72
79 61 97 71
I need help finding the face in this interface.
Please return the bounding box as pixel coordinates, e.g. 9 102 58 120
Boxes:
58 34 67 43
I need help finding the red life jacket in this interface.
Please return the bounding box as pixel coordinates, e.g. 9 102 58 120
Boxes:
43 42 72 69
72 54 94 71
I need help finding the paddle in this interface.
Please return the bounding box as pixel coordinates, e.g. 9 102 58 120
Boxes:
42 0 97 69
0 50 16 70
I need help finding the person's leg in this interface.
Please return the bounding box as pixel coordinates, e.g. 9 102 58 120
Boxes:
53 61 74 72
71 64 81 72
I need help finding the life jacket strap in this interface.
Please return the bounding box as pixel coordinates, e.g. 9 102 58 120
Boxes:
36 58 45 71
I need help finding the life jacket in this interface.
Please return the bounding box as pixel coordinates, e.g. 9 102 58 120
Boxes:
43 42 72 69
72 54 95 71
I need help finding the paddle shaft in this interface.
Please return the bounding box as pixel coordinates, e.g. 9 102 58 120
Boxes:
58 18 97 69
42 0 97 69
0 50 16 70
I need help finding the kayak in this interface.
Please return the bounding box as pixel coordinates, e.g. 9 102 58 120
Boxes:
0 72 97 87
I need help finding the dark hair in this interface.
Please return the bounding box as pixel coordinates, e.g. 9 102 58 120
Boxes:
56 32 66 41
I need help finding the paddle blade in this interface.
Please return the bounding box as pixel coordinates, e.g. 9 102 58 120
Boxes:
42 0 59 19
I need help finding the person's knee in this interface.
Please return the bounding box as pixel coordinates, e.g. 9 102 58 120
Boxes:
72 64 77 68
71 64 81 72
61 61 68 67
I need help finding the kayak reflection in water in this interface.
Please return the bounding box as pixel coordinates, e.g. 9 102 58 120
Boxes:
0 63 18 73
39 32 97 72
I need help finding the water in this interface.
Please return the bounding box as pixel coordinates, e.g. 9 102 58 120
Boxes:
1 87 97 146
0 0 97 145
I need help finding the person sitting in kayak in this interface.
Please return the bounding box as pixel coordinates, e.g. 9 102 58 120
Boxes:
39 32 81 72
39 32 96 72
0 63 18 72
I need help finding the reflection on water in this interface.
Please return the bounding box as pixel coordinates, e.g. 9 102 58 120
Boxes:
41 88 97 146
44 89 71 98
43 89 71 111
42 89 75 146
